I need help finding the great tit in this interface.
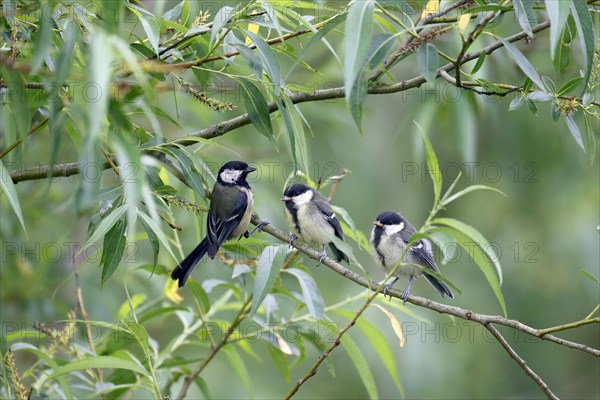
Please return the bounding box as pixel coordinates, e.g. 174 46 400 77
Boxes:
281 183 349 264
370 211 453 302
171 161 260 287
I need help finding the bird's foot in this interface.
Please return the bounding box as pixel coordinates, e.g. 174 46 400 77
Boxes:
401 290 410 305
317 249 327 266
382 283 394 301
288 234 297 248
244 219 270 238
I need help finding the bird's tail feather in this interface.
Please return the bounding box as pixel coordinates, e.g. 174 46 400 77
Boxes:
423 273 454 298
329 243 349 263
171 238 209 287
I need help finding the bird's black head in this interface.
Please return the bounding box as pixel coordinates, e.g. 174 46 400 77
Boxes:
281 183 314 204
374 211 404 227
217 161 256 187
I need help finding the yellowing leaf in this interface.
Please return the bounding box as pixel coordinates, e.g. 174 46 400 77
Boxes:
374 304 405 348
158 167 169 185
165 279 183 304
275 332 293 355
116 293 146 320
421 0 439 18
458 14 470 32
246 23 260 45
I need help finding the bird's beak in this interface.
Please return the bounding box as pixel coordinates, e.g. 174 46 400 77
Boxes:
373 221 384 228
281 196 291 201
245 166 257 173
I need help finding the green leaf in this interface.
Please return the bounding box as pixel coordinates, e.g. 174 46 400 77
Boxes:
344 0 375 130
415 123 442 206
417 43 440 83
163 147 207 196
277 93 309 173
101 217 127 286
545 0 573 60
564 114 584 151
335 310 403 396
443 185 506 206
470 51 486 74
367 34 396 69
582 113 597 164
340 335 378 399
251 245 289 317
40 356 151 386
499 38 545 90
31 4 54 73
266 344 291 383
224 346 253 396
557 77 584 95
246 30 282 92
580 269 600 285
79 205 127 255
431 223 506 316
211 6 235 46
141 218 159 269
128 6 160 55
570 0 597 93
285 268 324 319
513 0 537 37
187 280 211 314
137 210 178 263
238 78 274 143
0 160 27 235
1 68 31 141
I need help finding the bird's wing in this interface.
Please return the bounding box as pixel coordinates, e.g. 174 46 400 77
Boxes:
313 194 344 240
215 190 249 245
398 223 439 272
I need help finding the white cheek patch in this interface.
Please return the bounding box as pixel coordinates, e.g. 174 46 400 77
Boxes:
220 169 243 183
412 242 423 250
293 189 313 205
384 222 405 236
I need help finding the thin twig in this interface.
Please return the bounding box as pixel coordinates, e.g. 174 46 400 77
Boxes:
175 297 252 400
485 324 559 400
326 168 350 202
538 317 600 336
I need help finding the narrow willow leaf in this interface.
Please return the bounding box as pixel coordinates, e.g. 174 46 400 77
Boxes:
442 185 506 206
238 78 274 142
187 280 211 314
513 0 537 37
40 356 151 386
415 123 442 205
277 93 309 173
344 0 374 130
211 6 235 46
117 294 146 320
336 309 403 396
373 304 406 348
580 269 600 285
340 335 378 399
582 113 596 163
128 7 160 54
285 268 324 319
163 148 207 196
499 38 545 89
570 0 597 93
471 51 486 74
545 0 573 60
31 4 54 73
246 31 282 92
250 245 288 317
432 225 506 316
101 217 127 286
557 77 584 95
0 160 27 235
564 114 584 150
266 343 291 382
224 346 253 396
2 68 31 141
79 205 127 255
141 218 159 269
417 43 440 83
137 210 178 263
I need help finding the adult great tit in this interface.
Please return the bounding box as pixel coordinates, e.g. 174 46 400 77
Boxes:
171 161 259 287
370 211 453 302
281 183 349 264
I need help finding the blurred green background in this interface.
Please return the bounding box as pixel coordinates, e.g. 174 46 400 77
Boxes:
1 1 599 398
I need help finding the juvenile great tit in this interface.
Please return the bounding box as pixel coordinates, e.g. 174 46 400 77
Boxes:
370 211 453 301
281 183 349 264
171 161 261 287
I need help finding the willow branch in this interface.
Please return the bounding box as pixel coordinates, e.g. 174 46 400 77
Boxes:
8 19 554 184
251 216 600 358
485 324 559 400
